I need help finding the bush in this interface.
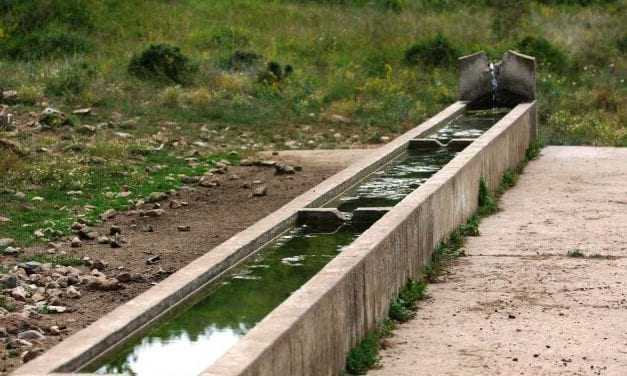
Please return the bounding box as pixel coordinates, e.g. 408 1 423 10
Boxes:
44 62 96 97
516 36 569 72
257 61 293 84
128 44 197 84
404 33 460 68
227 50 263 71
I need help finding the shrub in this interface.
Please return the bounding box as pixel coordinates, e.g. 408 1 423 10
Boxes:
257 61 293 84
404 33 460 68
227 50 263 71
516 36 569 72
128 44 197 84
44 62 96 97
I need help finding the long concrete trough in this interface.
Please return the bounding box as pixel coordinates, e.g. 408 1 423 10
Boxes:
12 51 537 376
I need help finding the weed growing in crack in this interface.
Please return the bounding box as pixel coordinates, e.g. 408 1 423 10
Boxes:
478 177 498 217
567 249 585 258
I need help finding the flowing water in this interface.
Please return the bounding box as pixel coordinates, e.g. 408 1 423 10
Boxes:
87 109 507 376
427 109 508 142
325 148 456 213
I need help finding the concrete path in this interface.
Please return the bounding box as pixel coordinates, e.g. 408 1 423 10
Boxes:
370 146 627 376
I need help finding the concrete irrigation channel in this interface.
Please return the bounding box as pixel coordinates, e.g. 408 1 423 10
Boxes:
12 51 537 376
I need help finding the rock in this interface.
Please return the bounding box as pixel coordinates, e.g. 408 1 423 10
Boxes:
70 237 82 248
17 330 45 341
97 235 111 244
92 259 107 271
144 209 165 217
15 191 26 199
192 141 208 148
48 325 61 335
87 276 120 291
109 234 123 248
199 176 220 188
0 238 15 248
39 107 67 128
7 338 33 350
79 229 99 241
66 285 81 299
18 261 42 274
131 273 146 282
177 225 191 232
75 124 96 135
11 286 28 300
259 160 276 167
101 209 117 221
21 348 44 363
146 255 161 265
2 246 20 255
0 216 10 224
72 107 92 115
116 272 131 283
31 292 46 302
2 275 18 288
330 114 351 124
181 175 201 184
169 200 187 209
147 192 168 203
141 224 154 232
252 184 268 197
380 136 391 143
114 132 131 139
109 225 122 236
240 158 254 166
1 90 18 102
46 305 67 314
274 163 296 175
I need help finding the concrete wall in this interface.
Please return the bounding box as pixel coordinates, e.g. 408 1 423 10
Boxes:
12 104 466 376
201 102 536 376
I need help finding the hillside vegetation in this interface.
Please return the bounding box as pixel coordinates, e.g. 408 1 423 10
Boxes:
0 0 625 244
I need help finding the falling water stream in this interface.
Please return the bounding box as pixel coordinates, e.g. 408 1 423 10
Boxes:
87 110 507 376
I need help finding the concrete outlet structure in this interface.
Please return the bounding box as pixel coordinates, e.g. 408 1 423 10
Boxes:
12 52 537 376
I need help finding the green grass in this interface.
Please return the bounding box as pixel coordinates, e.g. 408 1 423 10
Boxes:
0 1 622 247
0 150 239 245
0 0 624 145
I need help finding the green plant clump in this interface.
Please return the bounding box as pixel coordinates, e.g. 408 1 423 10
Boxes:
404 33 460 67
478 177 498 216
128 44 197 84
516 36 569 72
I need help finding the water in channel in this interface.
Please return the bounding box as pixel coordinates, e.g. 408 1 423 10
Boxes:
87 109 506 375
326 110 507 214
89 223 366 376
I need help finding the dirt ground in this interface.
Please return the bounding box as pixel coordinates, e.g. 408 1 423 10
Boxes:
0 149 369 375
370 146 627 376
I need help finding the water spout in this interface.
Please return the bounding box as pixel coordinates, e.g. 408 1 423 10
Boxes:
489 62 498 111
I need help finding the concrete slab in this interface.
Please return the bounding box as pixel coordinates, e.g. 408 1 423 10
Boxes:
371 146 627 376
